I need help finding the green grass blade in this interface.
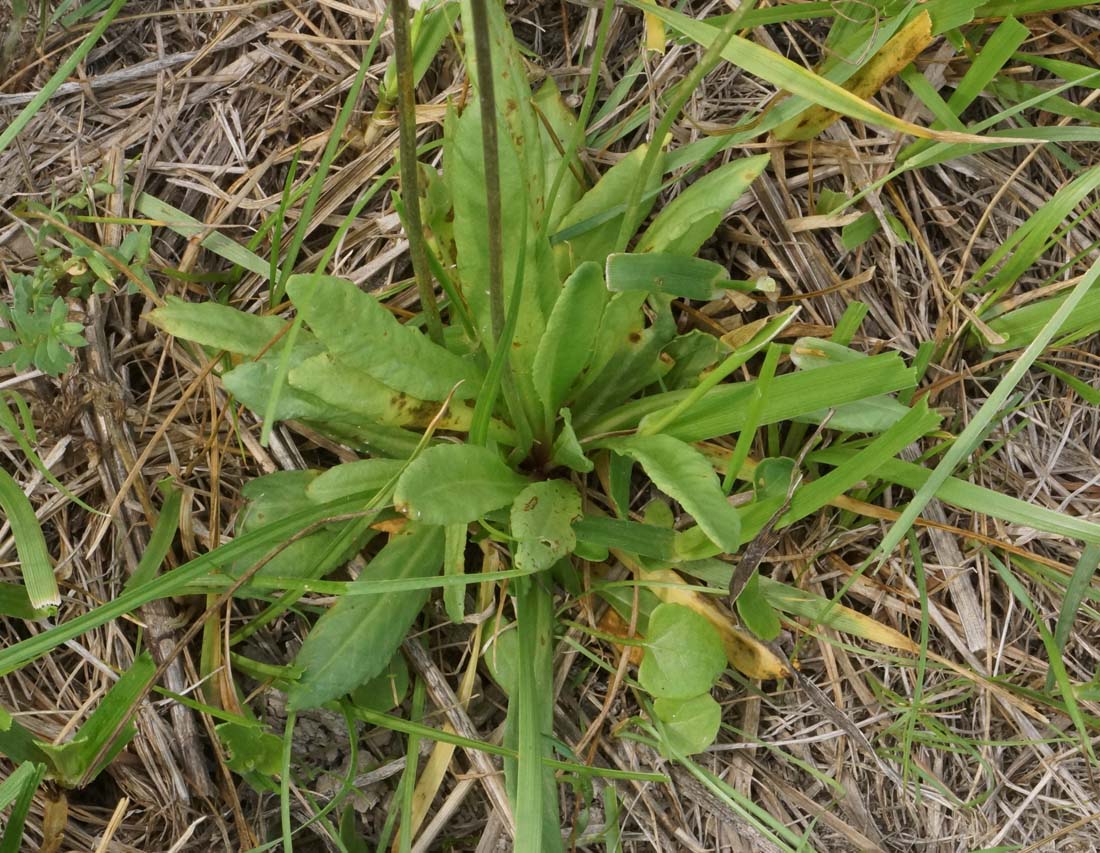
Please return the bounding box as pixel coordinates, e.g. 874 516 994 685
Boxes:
989 552 1095 765
0 469 58 610
814 449 1100 545
632 0 1028 144
974 0 1096 12
133 190 275 279
614 0 755 253
985 285 1100 352
595 350 915 441
1049 544 1100 691
343 705 668 783
261 20 385 446
899 15 1029 162
900 532 931 796
0 0 126 156
722 343 780 493
972 165 1100 307
673 757 801 851
0 761 43 853
867 254 1100 568
512 581 557 852
0 760 43 811
0 495 370 676
124 481 183 591
0 392 104 516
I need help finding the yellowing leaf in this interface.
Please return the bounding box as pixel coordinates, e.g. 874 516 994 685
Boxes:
644 11 666 53
758 578 918 652
633 1 1034 145
638 565 789 680
774 12 935 141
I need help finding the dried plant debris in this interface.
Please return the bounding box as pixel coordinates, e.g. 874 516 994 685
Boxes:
2 1 1100 851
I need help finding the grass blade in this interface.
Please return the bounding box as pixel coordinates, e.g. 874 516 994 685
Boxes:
0 469 58 610
0 761 44 853
868 254 1100 568
1049 544 1100 691
0 0 127 156
633 0 1033 144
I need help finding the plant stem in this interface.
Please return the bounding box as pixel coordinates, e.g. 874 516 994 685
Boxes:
613 0 756 253
392 0 445 345
468 0 507 343
466 0 534 453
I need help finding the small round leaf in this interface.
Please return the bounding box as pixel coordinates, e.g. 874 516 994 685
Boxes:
638 603 726 699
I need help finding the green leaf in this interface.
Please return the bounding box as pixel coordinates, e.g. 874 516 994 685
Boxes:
146 296 286 357
603 351 915 441
443 522 467 624
534 79 586 231
533 262 608 417
483 618 520 696
609 434 740 553
574 516 679 562
552 145 663 272
735 572 781 641
350 653 410 713
636 154 770 256
39 652 156 786
0 469 58 610
840 211 879 250
286 274 482 401
985 287 1100 353
815 188 847 215
222 339 342 423
0 708 51 768
445 96 551 378
654 693 722 756
757 577 913 650
459 0 545 225
752 457 797 502
550 409 593 473
661 331 723 390
287 352 480 433
571 292 647 401
0 583 36 620
230 471 376 580
571 298 677 420
642 498 675 529
394 444 528 525
510 480 583 572
639 603 726 700
217 722 283 783
289 524 445 710
606 253 728 300
305 458 407 504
